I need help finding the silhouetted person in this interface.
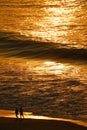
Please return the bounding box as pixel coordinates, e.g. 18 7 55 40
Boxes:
20 106 24 118
15 107 18 118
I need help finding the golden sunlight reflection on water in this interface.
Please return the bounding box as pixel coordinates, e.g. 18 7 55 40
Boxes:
0 109 87 127
35 61 74 76
0 0 86 48
0 57 87 82
13 0 86 48
0 57 87 122
25 4 76 43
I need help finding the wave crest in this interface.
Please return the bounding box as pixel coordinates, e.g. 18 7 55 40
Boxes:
0 32 87 61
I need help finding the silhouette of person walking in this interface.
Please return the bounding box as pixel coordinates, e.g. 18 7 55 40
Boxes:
15 107 18 118
20 106 24 118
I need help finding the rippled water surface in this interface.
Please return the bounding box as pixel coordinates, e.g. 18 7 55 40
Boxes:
0 0 87 48
0 0 87 122
0 58 87 121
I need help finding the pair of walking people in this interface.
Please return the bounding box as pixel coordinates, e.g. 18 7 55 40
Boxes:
15 107 24 118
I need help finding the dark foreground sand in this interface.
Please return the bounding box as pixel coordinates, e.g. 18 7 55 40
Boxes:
0 117 87 130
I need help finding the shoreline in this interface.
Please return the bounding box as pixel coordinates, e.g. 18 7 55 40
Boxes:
0 117 87 130
0 109 87 130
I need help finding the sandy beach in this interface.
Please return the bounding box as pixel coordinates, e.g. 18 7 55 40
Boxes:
0 109 87 130
0 117 87 130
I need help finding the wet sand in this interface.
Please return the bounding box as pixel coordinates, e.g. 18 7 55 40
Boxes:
0 109 87 130
0 117 87 130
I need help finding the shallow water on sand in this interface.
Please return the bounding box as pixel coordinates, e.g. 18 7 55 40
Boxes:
0 109 87 127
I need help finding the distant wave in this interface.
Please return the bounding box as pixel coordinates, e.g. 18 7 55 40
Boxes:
0 32 87 61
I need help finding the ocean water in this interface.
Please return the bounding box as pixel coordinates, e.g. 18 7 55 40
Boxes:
0 0 87 122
